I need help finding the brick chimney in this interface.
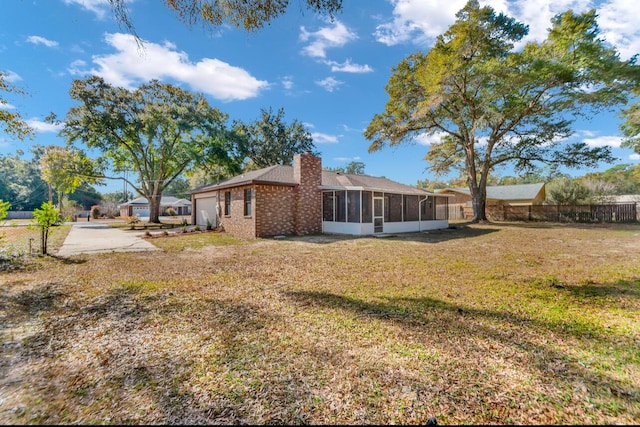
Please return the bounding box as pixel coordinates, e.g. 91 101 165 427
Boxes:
293 152 322 235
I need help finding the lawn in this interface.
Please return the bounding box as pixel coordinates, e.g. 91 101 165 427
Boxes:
1 222 639 424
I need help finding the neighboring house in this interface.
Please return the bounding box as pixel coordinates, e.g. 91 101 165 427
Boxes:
436 183 546 219
118 196 192 217
188 153 450 238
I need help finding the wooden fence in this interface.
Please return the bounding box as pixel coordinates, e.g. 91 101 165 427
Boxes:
487 203 638 223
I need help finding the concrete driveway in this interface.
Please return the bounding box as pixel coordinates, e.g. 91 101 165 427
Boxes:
56 221 162 256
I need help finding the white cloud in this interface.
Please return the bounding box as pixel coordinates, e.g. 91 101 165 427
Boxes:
73 33 268 101
326 59 373 73
281 76 294 90
312 132 339 143
414 132 447 145
583 135 624 148
300 20 358 59
316 76 343 92
0 101 16 110
26 35 59 48
1 70 22 82
63 0 112 19
333 156 361 162
630 153 640 160
26 119 64 133
375 0 640 60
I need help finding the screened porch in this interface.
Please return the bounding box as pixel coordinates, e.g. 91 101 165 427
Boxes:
321 190 449 235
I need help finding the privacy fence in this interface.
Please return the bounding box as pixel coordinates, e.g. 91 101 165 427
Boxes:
487 203 638 223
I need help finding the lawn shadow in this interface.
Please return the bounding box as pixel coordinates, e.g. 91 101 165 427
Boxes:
563 278 640 300
282 224 500 245
285 290 640 410
2 281 322 424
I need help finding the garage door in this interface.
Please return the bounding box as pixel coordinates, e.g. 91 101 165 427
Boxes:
132 207 149 217
195 196 218 227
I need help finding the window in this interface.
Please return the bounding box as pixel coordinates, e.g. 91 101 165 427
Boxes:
244 188 252 216
323 192 335 221
224 191 231 216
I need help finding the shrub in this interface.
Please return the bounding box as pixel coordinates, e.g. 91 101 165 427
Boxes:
91 205 100 219
30 201 60 255
165 207 176 216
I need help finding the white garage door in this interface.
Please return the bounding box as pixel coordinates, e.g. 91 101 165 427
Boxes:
132 207 149 217
195 197 218 227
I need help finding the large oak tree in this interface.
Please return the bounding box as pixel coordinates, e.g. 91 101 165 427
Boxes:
365 0 640 222
61 76 240 223
108 0 343 34
233 107 317 169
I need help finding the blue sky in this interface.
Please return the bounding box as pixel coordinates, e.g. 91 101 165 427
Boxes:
1 0 639 194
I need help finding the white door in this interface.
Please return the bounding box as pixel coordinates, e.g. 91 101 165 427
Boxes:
195 197 218 227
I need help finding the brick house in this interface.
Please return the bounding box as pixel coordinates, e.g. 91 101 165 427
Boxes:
118 196 192 218
189 153 450 238
435 183 546 219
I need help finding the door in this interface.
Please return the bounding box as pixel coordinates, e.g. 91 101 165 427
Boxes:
373 196 384 233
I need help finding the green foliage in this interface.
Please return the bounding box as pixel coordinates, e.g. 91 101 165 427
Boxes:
0 149 49 210
61 76 238 223
0 199 9 222
40 145 103 215
325 161 366 175
234 107 317 169
91 206 100 219
68 183 103 210
108 0 343 33
365 0 638 222
31 201 60 255
163 177 191 200
581 164 640 195
546 178 591 205
0 71 34 140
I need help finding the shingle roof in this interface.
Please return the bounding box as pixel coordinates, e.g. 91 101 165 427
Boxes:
121 196 192 207
189 165 439 196
321 171 435 195
437 183 545 201
188 165 297 193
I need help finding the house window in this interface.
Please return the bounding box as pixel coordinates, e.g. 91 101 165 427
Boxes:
323 192 335 221
244 188 252 216
224 191 231 216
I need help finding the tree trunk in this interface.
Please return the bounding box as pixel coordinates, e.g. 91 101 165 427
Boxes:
148 193 162 223
471 193 488 222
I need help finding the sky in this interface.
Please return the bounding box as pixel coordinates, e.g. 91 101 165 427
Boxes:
1 0 640 194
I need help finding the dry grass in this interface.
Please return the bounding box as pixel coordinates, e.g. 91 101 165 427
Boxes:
1 222 639 424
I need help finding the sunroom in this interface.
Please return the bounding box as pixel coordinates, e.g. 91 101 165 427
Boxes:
321 187 450 235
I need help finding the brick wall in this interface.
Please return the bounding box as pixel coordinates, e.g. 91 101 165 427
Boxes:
293 153 322 235
254 184 297 237
219 185 256 239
